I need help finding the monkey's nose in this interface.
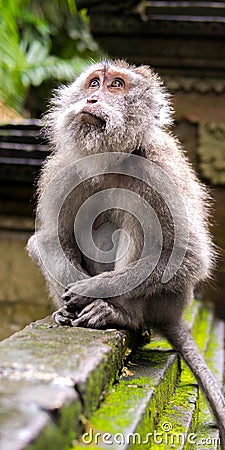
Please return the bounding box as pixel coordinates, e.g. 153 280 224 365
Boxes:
87 97 98 104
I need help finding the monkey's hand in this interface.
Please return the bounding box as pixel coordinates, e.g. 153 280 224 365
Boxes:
53 277 113 327
71 299 129 328
53 308 77 326
54 298 129 329
62 279 97 311
62 273 124 313
53 277 134 329
53 279 93 326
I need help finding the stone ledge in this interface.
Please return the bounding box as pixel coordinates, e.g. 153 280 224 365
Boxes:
0 318 133 450
71 302 224 449
0 302 224 450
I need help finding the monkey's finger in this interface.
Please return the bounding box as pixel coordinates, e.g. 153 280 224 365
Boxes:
71 311 106 328
62 294 88 306
52 308 75 326
64 285 72 293
77 299 103 317
71 300 105 327
62 292 74 302
71 314 93 327
64 295 92 313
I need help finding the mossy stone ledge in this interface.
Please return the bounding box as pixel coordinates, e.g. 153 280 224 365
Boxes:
0 301 224 450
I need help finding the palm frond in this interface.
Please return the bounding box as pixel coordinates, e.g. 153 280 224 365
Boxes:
0 0 101 113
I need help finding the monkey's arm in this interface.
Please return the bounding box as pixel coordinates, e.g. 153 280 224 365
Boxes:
27 232 89 307
54 255 195 329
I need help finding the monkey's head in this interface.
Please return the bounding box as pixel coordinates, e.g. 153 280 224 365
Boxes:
47 60 172 155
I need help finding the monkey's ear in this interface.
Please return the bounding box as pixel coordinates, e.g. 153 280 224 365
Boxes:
152 78 174 128
158 98 174 128
133 65 153 78
133 66 173 128
152 88 173 129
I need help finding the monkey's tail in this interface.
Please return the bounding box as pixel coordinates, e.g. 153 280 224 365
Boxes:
162 320 225 449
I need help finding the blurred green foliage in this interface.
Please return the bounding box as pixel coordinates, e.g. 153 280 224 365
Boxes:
0 0 102 114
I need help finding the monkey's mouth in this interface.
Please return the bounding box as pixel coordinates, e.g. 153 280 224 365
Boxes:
79 110 106 128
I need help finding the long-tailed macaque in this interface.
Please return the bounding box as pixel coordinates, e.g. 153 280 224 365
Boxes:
27 60 225 445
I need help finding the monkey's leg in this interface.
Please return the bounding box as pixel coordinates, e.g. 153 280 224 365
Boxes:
162 320 225 448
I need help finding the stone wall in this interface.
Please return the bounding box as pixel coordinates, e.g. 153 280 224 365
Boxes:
174 91 225 318
0 223 53 340
0 122 53 340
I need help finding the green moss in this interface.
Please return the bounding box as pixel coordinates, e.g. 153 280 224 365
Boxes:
192 306 213 352
196 317 224 448
145 339 172 351
184 300 200 326
5 301 220 449
27 403 82 450
131 348 173 366
81 339 128 416
72 303 221 449
73 351 179 448
154 382 198 449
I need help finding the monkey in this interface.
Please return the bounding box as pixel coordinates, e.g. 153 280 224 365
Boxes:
27 59 225 446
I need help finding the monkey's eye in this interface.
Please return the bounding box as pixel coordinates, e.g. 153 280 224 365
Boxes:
89 78 100 89
110 78 125 89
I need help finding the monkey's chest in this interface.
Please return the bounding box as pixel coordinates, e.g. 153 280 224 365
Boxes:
80 213 142 276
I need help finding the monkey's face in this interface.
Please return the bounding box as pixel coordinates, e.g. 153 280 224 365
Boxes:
77 68 129 130
60 64 134 153
48 61 172 155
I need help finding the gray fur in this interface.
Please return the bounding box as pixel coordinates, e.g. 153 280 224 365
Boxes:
27 60 225 445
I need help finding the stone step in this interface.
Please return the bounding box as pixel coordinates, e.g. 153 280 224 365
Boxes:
72 347 179 449
72 302 224 449
0 318 134 450
196 317 224 450
0 121 49 216
153 305 214 450
0 121 49 181
0 301 223 450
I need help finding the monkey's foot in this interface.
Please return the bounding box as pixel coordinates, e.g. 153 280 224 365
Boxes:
71 299 124 328
66 299 126 329
53 307 76 326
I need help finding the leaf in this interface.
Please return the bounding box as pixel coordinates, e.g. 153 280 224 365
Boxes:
26 41 49 65
24 55 89 86
0 0 102 113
